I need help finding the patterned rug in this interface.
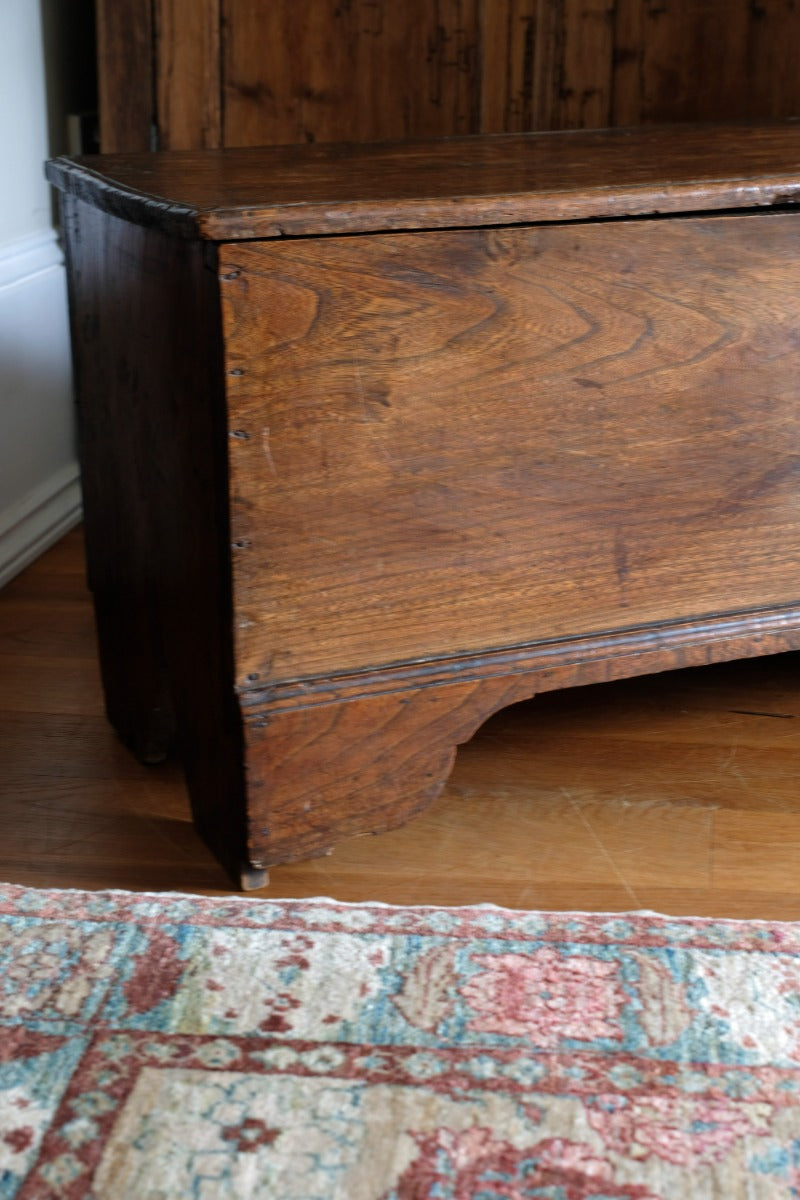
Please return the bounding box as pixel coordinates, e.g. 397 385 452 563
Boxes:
2 885 800 1198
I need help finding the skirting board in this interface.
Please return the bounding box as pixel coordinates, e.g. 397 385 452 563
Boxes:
0 462 82 589
0 228 81 588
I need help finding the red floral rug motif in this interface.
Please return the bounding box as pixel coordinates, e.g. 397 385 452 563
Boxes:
1 884 800 1197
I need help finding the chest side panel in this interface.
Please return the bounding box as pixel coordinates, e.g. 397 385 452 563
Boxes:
220 214 800 686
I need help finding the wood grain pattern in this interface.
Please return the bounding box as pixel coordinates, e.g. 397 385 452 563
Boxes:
480 0 537 133
96 0 154 153
7 530 800 919
221 215 800 684
242 676 538 867
611 0 800 128
240 611 800 868
45 121 800 241
481 0 617 133
51 123 800 886
98 0 800 152
61 195 174 761
154 0 222 149
536 0 615 131
221 0 483 147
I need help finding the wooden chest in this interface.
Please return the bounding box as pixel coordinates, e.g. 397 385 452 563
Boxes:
48 124 800 889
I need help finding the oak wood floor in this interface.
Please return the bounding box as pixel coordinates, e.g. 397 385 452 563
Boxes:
2 527 800 918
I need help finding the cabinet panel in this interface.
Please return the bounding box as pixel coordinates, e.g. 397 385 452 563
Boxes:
221 0 482 147
220 216 800 684
612 0 800 126
97 0 800 151
155 0 222 149
96 0 153 152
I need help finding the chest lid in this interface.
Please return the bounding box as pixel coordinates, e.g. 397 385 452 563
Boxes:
46 122 800 242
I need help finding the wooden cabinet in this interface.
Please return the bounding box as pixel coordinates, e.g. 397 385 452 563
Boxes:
48 123 800 887
97 1 800 153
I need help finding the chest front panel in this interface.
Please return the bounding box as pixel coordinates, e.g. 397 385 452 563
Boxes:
220 214 800 687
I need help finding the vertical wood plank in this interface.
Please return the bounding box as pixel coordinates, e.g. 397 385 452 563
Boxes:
98 0 800 154
556 0 615 129
612 0 800 127
480 0 538 133
62 195 248 878
155 0 222 149
422 0 482 137
530 0 563 131
653 0 751 123
221 0 481 147
96 0 154 152
609 0 643 127
745 0 800 120
220 0 290 146
528 0 615 131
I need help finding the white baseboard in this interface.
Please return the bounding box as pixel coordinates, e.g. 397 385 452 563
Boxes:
0 227 63 288
0 226 81 588
0 463 83 589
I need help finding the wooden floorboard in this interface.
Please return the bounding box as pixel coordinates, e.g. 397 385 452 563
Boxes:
2 526 800 917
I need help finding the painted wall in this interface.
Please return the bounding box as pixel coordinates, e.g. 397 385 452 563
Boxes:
0 0 88 586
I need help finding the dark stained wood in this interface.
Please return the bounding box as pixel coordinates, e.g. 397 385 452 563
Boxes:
249 609 800 716
480 0 617 134
45 121 800 241
154 0 222 150
60 196 248 879
97 1 800 153
221 0 483 147
612 0 800 128
534 0 615 132
747 1 800 124
60 196 173 761
96 0 154 153
49 123 800 886
97 0 221 153
480 0 536 133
